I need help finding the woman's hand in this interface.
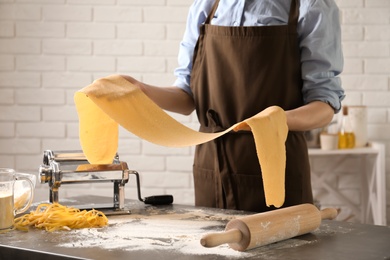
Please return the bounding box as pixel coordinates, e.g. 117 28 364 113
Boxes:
233 101 334 132
285 101 334 131
121 75 195 115
120 75 143 88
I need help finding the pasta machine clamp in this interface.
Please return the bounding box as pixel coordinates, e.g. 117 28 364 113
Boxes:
39 150 173 214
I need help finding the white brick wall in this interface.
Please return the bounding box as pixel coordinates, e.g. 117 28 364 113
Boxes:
327 0 390 225
0 0 389 225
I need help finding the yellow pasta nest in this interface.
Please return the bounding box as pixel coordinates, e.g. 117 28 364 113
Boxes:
14 203 108 232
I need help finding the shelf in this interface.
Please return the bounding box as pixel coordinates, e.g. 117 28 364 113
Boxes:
308 142 386 226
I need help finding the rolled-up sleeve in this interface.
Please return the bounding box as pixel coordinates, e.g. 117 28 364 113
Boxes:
174 0 211 97
299 0 345 113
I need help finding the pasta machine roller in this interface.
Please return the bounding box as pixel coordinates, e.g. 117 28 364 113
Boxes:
39 150 173 214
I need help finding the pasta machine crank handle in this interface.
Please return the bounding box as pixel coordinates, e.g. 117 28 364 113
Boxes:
130 170 173 205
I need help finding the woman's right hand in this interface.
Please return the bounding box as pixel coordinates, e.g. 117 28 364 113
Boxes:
120 75 195 116
120 75 144 89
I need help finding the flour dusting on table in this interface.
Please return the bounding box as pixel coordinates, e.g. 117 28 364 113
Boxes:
58 210 252 258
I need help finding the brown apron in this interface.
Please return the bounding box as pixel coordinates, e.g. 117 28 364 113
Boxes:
190 0 313 212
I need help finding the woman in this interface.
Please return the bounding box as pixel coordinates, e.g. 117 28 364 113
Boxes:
123 0 344 212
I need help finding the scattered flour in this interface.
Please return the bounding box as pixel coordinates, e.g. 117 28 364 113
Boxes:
58 212 252 258
314 222 353 235
38 204 349 258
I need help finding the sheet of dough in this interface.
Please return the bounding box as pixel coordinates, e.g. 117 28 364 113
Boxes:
74 75 288 207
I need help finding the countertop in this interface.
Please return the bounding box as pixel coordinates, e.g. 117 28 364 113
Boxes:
0 196 389 260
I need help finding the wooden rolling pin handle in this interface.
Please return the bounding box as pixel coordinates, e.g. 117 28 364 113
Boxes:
200 229 242 248
320 207 339 220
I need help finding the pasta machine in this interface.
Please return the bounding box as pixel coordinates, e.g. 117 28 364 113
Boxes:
39 150 173 214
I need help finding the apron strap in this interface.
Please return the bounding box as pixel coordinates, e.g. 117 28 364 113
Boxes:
205 0 220 25
288 0 300 31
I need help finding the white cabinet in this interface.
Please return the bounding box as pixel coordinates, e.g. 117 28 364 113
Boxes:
308 142 386 225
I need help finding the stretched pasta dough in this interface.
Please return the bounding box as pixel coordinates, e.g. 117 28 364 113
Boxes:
74 75 288 207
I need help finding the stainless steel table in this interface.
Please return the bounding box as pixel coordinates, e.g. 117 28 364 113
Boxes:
0 197 389 260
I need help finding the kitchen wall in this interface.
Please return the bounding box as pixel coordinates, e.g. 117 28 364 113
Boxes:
0 0 389 224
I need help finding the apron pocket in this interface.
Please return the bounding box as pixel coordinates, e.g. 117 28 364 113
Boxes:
193 165 220 208
231 172 271 212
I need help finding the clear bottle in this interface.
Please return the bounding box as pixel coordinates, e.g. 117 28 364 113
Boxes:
338 106 355 149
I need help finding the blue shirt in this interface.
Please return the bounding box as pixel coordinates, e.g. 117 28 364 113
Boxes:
173 0 345 112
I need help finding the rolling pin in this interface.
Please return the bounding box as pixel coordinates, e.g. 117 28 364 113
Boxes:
200 203 338 251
